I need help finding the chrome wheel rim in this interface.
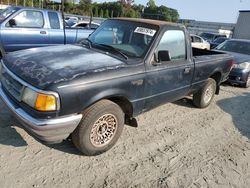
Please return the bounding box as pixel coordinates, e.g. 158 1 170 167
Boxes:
204 84 214 104
90 114 118 147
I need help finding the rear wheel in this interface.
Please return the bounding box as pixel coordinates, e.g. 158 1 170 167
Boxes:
243 73 250 88
72 100 124 156
193 78 216 108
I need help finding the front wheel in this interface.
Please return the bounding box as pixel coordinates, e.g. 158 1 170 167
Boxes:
193 78 216 108
72 100 124 156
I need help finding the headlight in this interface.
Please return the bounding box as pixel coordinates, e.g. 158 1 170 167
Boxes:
22 87 58 112
233 62 250 70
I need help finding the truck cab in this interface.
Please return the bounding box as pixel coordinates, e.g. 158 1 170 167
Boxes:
0 6 93 54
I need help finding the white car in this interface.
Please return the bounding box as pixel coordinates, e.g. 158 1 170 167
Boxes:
72 21 100 29
191 34 210 50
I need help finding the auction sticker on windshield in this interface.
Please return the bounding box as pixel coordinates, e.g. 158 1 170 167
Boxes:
134 27 156 37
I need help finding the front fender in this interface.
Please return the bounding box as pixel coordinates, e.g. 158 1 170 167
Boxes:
82 88 131 111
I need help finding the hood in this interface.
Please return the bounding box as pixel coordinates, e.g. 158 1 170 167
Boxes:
215 50 250 64
3 45 126 89
225 52 250 64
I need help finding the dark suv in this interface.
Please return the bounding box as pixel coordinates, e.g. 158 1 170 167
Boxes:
200 32 227 43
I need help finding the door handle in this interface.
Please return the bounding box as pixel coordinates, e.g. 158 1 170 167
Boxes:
40 31 47 35
184 67 191 74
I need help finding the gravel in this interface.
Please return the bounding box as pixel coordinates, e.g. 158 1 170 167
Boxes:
0 85 249 188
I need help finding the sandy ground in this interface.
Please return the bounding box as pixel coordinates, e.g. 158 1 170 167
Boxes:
0 84 249 188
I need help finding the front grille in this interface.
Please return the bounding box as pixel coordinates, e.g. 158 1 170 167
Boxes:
1 65 24 101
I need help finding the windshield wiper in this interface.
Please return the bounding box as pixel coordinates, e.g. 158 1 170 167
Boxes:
94 43 128 60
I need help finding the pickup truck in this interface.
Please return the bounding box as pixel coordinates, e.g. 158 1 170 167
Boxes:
0 6 93 56
0 18 234 155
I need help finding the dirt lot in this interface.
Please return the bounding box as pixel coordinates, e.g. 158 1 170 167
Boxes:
0 85 249 188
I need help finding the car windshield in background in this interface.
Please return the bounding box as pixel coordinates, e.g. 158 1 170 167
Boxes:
214 37 227 43
216 40 250 55
0 7 19 21
88 19 159 58
200 33 214 40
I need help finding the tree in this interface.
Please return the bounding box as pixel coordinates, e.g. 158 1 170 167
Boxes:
104 9 110 18
147 0 156 8
78 0 92 15
93 6 99 17
119 0 134 5
99 9 104 18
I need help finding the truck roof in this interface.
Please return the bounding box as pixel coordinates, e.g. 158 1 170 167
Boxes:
9 6 59 12
113 17 183 28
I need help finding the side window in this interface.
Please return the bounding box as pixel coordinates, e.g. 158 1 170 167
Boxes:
77 23 88 28
48 12 60 29
191 36 194 42
195 36 202 43
157 30 186 61
8 10 44 28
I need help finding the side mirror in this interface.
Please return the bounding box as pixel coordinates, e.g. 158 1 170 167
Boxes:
8 19 16 27
158 50 171 62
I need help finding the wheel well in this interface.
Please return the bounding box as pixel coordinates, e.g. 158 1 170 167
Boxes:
107 96 133 117
210 72 222 94
210 72 221 85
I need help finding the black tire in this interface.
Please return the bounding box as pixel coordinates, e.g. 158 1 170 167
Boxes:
243 73 250 88
72 100 124 156
193 78 216 108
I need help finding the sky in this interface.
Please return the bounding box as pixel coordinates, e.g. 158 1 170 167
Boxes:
95 0 250 23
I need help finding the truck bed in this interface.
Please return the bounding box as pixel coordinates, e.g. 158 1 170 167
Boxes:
192 47 225 57
190 47 233 94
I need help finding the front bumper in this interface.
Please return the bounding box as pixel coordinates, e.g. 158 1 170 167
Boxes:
0 83 82 143
228 69 249 85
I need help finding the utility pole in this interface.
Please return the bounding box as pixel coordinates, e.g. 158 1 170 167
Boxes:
61 0 66 45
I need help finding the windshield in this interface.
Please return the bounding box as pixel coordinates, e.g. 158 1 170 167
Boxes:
0 7 19 21
200 33 215 40
216 40 250 55
88 19 159 58
214 37 227 43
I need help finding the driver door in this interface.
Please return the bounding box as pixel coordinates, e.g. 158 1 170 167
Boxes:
144 29 194 110
1 9 49 52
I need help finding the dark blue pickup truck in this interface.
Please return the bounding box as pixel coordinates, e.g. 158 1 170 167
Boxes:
0 6 93 56
0 18 234 155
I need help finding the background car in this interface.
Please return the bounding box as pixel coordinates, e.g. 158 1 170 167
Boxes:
72 21 100 29
200 32 227 43
190 34 210 50
215 39 250 88
210 37 229 49
65 16 79 27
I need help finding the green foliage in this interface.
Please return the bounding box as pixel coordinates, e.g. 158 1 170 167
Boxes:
143 1 179 22
110 10 114 18
104 9 109 18
99 9 104 18
147 0 156 8
93 6 99 17
2 0 179 22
